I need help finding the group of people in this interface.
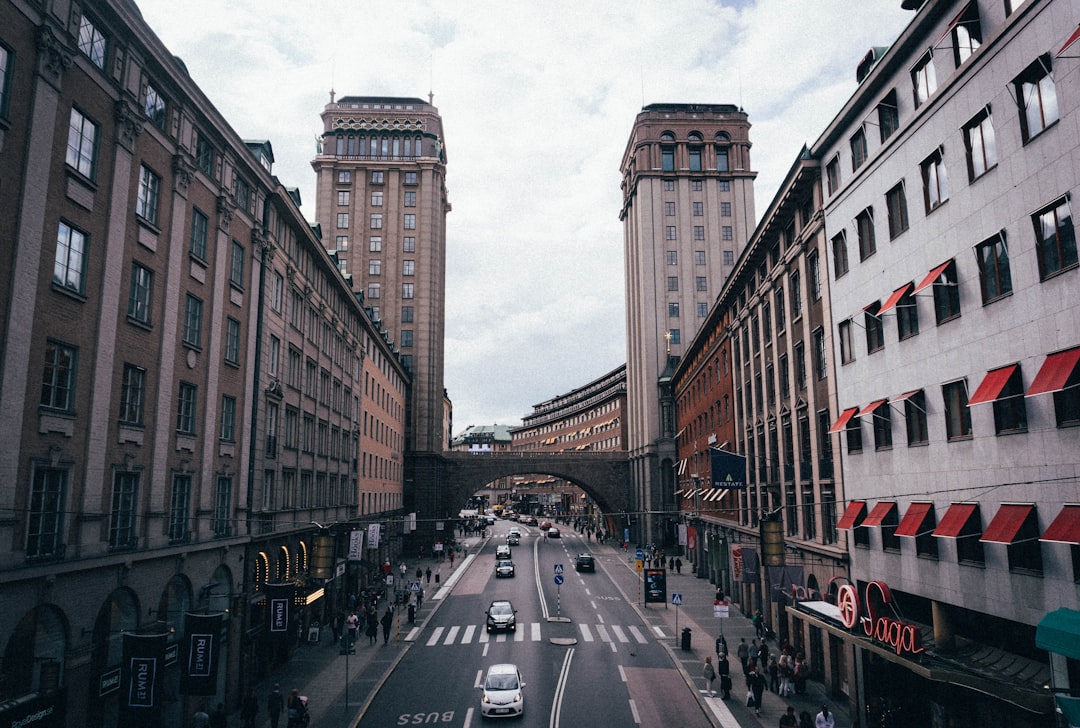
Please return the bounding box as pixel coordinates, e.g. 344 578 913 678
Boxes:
335 603 397 650
266 683 309 728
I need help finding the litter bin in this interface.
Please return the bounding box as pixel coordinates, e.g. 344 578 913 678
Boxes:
681 627 692 651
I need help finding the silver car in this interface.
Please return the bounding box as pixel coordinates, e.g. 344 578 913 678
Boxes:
480 663 525 718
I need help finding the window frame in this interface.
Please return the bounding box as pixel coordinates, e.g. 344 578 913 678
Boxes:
136 164 161 226
54 221 88 294
182 294 203 349
119 363 145 425
832 231 849 279
144 83 166 131
127 262 153 325
850 127 868 172
1031 196 1078 280
27 465 67 558
942 380 972 441
963 106 997 181
41 340 76 412
856 208 876 261
911 51 937 108
77 15 108 69
904 390 929 445
66 107 98 179
886 181 909 239
109 472 139 549
931 260 961 324
224 317 241 365
1014 55 1058 143
921 148 949 213
177 382 197 434
974 231 1012 303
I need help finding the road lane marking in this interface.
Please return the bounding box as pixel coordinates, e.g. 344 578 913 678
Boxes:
531 622 541 641
579 624 594 642
461 625 476 644
629 626 649 643
629 699 641 724
612 625 629 643
444 625 460 645
596 625 611 642
426 627 444 646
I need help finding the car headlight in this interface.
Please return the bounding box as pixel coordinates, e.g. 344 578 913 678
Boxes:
513 693 522 702
482 695 491 704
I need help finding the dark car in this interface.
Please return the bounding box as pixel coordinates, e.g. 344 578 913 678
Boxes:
575 554 595 572
495 559 515 578
486 600 517 632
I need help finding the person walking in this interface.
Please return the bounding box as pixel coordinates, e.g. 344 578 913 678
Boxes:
346 610 359 648
748 666 766 717
286 689 308 728
715 632 728 658
767 655 780 693
365 607 378 645
752 608 764 638
425 566 432 583
267 683 284 728
779 706 799 728
717 652 732 699
702 656 717 697
815 705 836 728
381 605 393 643
737 638 750 673
675 557 682 574
240 688 258 728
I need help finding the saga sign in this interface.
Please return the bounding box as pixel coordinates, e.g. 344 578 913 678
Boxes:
837 581 924 657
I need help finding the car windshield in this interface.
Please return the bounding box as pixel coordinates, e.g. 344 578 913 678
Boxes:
486 674 518 691
497 560 512 567
490 603 512 616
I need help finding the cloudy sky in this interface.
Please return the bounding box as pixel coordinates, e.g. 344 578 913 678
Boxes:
136 0 914 436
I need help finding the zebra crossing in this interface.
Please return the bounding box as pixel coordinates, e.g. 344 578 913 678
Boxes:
407 621 663 646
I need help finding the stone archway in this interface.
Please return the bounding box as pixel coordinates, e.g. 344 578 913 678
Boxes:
87 587 140 728
1 603 67 697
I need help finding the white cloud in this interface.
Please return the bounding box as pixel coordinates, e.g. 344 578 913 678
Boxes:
136 0 914 434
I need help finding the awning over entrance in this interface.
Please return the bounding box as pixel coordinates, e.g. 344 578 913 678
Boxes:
931 503 978 538
967 364 1019 405
836 500 866 530
894 502 935 537
1026 346 1080 397
1040 504 1080 544
1036 608 1080 660
980 504 1034 544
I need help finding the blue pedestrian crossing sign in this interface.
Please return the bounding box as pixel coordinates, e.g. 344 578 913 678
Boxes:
671 593 683 606
554 574 564 585
636 548 645 561
554 563 564 575
409 581 421 593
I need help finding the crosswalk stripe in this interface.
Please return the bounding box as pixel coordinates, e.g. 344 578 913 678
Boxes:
513 628 525 642
612 625 629 643
444 626 460 645
579 624 594 642
461 625 476 644
531 623 541 641
596 625 611 642
426 627 444 647
629 626 648 644
419 622 654 646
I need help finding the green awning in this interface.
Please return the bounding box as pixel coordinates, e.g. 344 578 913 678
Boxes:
1036 609 1080 660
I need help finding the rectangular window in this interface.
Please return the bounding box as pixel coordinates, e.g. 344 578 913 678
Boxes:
109 473 138 548
877 90 899 143
119 364 145 425
370 213 383 229
196 133 215 177
268 335 280 377
404 214 416 229
78 15 107 68
404 191 416 207
1032 197 1077 279
367 283 380 299
662 146 674 171
666 250 678 265
722 226 733 241
338 171 351 184
214 476 232 537
723 250 734 266
872 403 893 450
695 276 707 292
975 232 1012 303
41 341 76 411
54 222 87 294
335 235 348 251
813 327 827 380
144 83 166 131
689 147 702 171
177 382 197 434
403 260 415 276
826 155 841 195
183 294 203 348
66 108 97 178
668 302 680 318
912 51 937 108
236 177 250 212
716 147 729 172
336 212 349 228
1015 55 1058 142
846 415 863 454
790 270 802 319
371 171 384 184
886 181 909 238
964 107 997 180
403 236 416 253
691 180 702 192
932 260 961 324
190 208 209 260
942 380 972 440
865 302 884 354
402 283 414 299
992 366 1028 434
664 201 676 217
337 190 350 206
270 272 283 314
952 3 982 66
832 231 849 278
856 208 876 260
850 127 868 172
808 250 821 301
168 474 190 542
663 179 675 192
693 226 705 240
220 395 236 442
669 329 681 345
665 226 677 241
794 342 806 391
369 259 381 276
26 466 67 559
896 286 919 340
402 306 414 323
697 302 708 317
401 330 414 347
369 236 383 252
230 240 245 288
224 317 241 364
839 320 854 365
922 149 949 212
904 390 928 445
775 288 786 331
667 276 679 292
404 171 417 184
0 44 11 120
136 165 160 225
694 250 706 265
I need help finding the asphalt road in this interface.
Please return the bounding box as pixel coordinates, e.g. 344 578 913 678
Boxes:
357 520 712 727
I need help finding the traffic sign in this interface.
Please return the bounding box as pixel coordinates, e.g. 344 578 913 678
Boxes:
671 593 683 606
409 581 421 593
554 563 564 575
554 574 564 586
635 548 644 561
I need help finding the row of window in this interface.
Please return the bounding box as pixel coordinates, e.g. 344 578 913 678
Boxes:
362 259 417 277
337 189 418 207
663 179 732 193
331 135 425 160
658 130 733 172
337 212 418 230
662 200 732 217
260 469 360 514
337 169 418 186
272 404 361 460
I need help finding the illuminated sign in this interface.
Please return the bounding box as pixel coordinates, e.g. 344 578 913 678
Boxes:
837 580 924 657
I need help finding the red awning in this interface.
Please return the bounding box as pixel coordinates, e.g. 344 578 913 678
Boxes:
879 283 913 314
1040 505 1080 544
980 504 1035 544
932 503 978 538
858 399 888 417
828 407 860 434
939 1 973 41
913 259 953 293
967 364 1019 405
1060 24 1080 56
836 501 867 530
862 502 897 528
894 389 922 402
895 503 935 537
1026 347 1080 397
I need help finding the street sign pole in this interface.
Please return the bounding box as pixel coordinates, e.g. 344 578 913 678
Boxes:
554 564 565 619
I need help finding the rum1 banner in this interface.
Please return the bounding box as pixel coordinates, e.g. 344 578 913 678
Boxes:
265 583 294 641
180 612 225 695
119 632 167 727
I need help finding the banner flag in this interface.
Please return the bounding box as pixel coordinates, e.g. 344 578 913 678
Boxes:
119 632 167 726
710 448 746 489
265 583 294 638
180 612 224 695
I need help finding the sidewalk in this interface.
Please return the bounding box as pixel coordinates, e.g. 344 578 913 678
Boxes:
588 536 852 728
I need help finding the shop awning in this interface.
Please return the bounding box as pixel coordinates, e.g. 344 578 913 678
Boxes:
858 399 888 417
980 504 1034 544
967 364 1018 405
878 283 913 314
1025 346 1080 397
939 1 973 41
828 407 860 434
861 501 897 528
836 500 867 530
1040 504 1080 544
913 259 953 293
895 502 935 537
1036 608 1080 660
932 503 978 538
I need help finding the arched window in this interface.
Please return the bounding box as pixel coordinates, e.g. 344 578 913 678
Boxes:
660 131 676 142
688 131 703 142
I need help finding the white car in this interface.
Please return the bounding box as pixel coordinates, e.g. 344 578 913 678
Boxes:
480 663 525 718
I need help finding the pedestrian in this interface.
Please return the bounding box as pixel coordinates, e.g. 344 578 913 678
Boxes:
758 640 770 670
416 566 423 580
675 557 682 574
381 605 393 643
267 683 284 728
717 653 732 699
331 610 344 644
416 587 424 611
779 648 794 697
434 568 440 585
748 666 766 717
737 638 750 673
702 655 716 696
286 689 309 728
425 567 432 583
798 711 815 728
815 704 835 728
715 633 727 658
767 656 780 693
779 706 799 728
209 702 227 728
346 610 359 647
240 688 258 728
192 704 210 728
794 654 809 694
752 609 764 638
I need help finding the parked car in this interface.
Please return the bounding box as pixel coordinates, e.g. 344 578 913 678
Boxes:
486 600 517 632
480 663 525 718
575 554 595 572
547 527 561 538
495 545 511 560
495 559 515 578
